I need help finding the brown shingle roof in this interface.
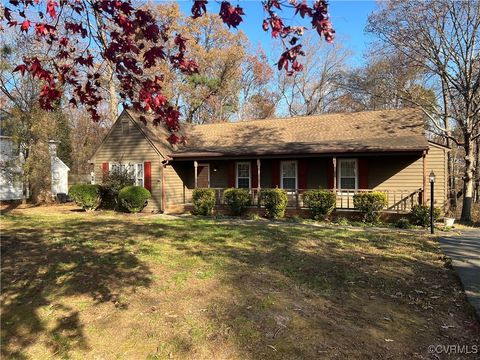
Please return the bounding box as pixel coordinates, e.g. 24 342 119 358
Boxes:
170 108 428 158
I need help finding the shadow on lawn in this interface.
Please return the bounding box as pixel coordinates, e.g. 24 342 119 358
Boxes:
1 219 152 359
152 221 480 359
2 215 479 359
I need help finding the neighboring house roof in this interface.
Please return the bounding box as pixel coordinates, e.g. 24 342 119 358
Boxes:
110 108 430 160
52 156 70 171
171 108 429 159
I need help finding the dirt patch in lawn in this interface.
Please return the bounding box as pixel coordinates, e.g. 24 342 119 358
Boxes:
1 206 479 359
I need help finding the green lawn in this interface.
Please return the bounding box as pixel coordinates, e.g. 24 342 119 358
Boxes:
1 206 479 359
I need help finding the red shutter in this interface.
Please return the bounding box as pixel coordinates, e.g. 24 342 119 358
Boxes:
298 159 308 189
102 162 109 179
358 158 368 189
144 161 152 191
327 160 334 189
271 160 280 188
227 162 235 188
251 160 258 188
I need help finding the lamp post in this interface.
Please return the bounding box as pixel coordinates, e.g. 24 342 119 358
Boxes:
429 171 436 234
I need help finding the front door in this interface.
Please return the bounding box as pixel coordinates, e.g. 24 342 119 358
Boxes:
197 164 210 188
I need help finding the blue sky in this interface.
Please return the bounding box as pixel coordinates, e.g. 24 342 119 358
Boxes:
170 0 378 66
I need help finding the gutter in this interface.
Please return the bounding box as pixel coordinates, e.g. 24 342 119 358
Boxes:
168 149 428 161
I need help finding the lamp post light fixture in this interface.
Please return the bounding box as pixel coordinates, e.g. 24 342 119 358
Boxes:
429 171 436 234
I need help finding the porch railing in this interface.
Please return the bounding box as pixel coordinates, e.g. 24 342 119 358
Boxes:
184 187 424 212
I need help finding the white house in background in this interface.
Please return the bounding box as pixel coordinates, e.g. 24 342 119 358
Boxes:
0 137 70 201
0 135 23 201
48 140 70 197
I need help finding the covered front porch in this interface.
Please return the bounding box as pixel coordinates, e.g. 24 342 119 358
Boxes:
169 153 428 212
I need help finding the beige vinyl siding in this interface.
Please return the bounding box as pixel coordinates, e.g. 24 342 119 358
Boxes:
425 143 448 210
91 112 163 212
368 155 423 191
164 164 189 207
368 144 448 212
368 155 423 210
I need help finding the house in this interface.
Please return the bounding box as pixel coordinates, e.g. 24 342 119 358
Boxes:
0 136 70 201
48 140 70 198
0 136 24 201
90 108 449 214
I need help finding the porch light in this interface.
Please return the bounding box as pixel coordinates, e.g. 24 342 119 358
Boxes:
213 165 218 172
429 171 436 183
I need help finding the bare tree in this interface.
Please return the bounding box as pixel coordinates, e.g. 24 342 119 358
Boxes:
339 52 435 112
277 37 351 116
238 46 276 120
367 0 480 221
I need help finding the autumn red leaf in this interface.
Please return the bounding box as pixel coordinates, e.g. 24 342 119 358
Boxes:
46 0 58 19
13 64 28 76
20 19 30 32
4 0 334 144
191 0 208 19
219 1 244 28
143 46 166 68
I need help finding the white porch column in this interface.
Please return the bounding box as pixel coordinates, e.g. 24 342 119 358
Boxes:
257 159 261 190
194 161 198 189
332 157 337 192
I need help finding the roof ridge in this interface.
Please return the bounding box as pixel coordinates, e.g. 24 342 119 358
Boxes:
190 107 420 127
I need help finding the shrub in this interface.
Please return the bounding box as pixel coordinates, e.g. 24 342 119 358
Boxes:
247 213 262 221
118 186 151 213
223 188 251 215
68 184 101 211
353 191 387 223
410 204 441 227
335 216 350 226
259 188 288 219
303 189 336 220
396 217 411 229
192 188 216 216
101 168 135 209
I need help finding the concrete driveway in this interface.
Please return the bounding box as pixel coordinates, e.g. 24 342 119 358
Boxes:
438 229 480 319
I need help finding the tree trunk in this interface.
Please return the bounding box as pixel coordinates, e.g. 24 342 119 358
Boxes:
460 137 474 222
474 137 479 203
106 63 118 121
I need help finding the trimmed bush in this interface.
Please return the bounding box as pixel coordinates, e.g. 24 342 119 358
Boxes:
223 188 251 215
353 191 387 223
303 189 336 220
192 188 216 216
101 168 135 209
396 217 411 229
410 204 441 227
118 186 151 213
69 184 101 211
259 188 288 219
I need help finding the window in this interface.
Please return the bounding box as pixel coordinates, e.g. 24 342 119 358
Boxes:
338 159 357 190
281 161 297 190
109 162 144 187
135 163 144 186
236 162 250 188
